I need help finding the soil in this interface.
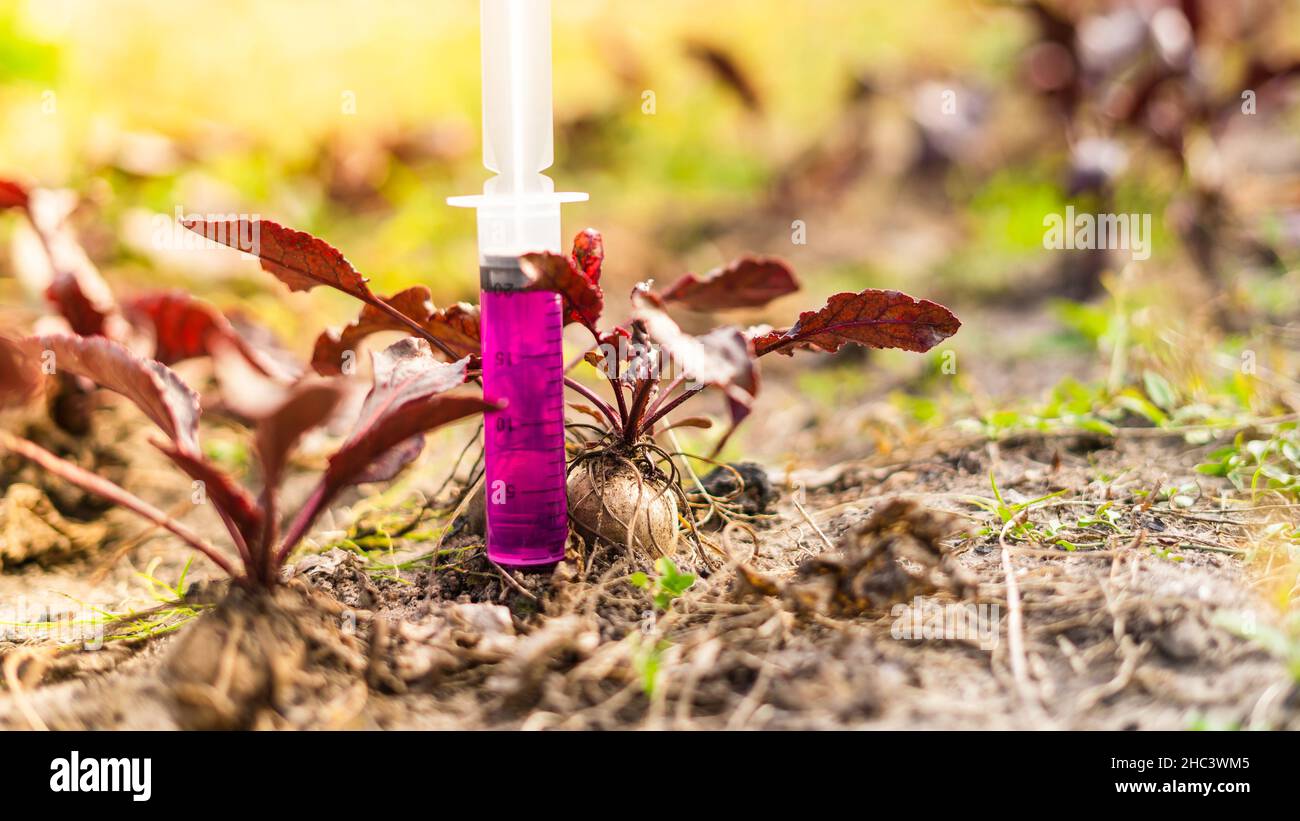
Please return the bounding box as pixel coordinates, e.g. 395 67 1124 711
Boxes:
2 400 1297 730
0 410 132 568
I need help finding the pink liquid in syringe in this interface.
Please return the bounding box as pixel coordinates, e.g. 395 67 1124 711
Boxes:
481 288 569 566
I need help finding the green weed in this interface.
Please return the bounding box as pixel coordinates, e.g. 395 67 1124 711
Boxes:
629 557 696 611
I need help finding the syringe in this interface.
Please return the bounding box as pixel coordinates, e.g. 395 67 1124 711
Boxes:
449 0 585 567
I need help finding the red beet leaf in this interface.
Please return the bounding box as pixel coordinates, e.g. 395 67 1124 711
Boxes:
13 187 120 334
752 289 960 356
0 336 43 409
312 287 481 376
125 290 286 378
571 228 604 284
256 380 345 493
420 301 481 362
632 287 759 406
45 272 112 337
519 252 604 333
182 218 372 300
659 257 799 311
312 286 431 375
21 334 201 456
184 218 461 361
342 338 474 482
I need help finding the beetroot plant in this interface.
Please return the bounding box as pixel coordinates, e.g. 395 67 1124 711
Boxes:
0 332 494 589
553 250 960 559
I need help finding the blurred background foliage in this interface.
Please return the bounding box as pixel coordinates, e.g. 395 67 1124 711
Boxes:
3 0 1300 463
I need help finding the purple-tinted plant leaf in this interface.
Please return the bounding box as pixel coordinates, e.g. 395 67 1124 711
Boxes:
255 380 345 492
350 435 426 486
571 228 604 285
420 301 482 362
277 392 494 563
519 250 604 333
716 394 752 454
277 341 482 546
45 272 112 337
22 334 201 456
13 188 119 333
0 336 43 410
277 341 496 559
359 338 471 419
183 218 466 362
124 291 284 378
334 339 474 479
312 286 431 375
182 218 376 302
753 289 960 357
631 286 759 405
312 287 481 375
659 257 799 311
325 390 495 493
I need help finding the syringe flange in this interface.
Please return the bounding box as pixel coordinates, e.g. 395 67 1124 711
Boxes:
448 189 588 269
446 192 589 209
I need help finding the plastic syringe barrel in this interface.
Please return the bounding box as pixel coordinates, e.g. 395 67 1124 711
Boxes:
478 280 568 567
450 0 585 567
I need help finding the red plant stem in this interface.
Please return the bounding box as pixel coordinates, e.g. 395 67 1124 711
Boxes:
753 338 790 357
275 480 331 568
369 296 460 361
153 441 256 575
641 374 685 430
563 376 621 432
640 382 706 434
0 431 240 579
214 506 254 575
259 488 280 587
603 336 629 426
623 377 656 445
611 373 629 428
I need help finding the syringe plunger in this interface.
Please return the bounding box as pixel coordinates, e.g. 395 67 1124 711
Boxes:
481 0 553 196
449 0 586 261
